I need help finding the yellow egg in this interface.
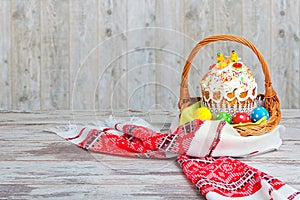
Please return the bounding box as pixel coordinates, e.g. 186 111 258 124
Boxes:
192 107 212 120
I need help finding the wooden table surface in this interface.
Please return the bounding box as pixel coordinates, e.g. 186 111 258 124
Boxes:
0 109 299 199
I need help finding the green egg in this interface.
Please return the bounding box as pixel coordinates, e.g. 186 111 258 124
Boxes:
214 112 232 124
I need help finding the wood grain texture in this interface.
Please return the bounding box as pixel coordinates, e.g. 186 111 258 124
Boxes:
0 0 11 110
11 0 41 110
127 0 157 110
183 0 215 100
40 0 69 110
241 0 272 95
271 0 300 108
154 0 185 109
69 0 99 110
213 0 243 52
1 0 300 111
96 0 128 111
0 110 299 199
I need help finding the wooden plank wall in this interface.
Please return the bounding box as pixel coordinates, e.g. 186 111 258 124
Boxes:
0 0 299 111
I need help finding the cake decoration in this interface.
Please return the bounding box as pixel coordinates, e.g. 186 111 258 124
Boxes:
231 50 238 62
200 51 257 117
232 62 242 69
215 51 231 69
216 51 224 63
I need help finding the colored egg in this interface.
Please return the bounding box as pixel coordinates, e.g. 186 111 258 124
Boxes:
192 107 212 120
250 106 270 122
232 112 251 124
214 112 232 124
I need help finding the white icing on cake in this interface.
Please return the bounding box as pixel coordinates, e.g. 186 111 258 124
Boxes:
200 60 257 116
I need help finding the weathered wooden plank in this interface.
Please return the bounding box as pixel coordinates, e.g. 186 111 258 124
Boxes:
126 0 156 110
0 184 203 200
0 123 298 143
69 0 99 110
243 162 300 189
0 110 177 126
0 139 298 161
1 0 300 111
0 160 299 187
183 0 215 100
96 0 127 111
0 110 299 199
0 126 62 141
0 0 11 110
0 160 185 185
0 141 94 161
1 109 299 126
242 0 272 95
11 0 41 110
271 0 300 108
154 0 185 109
1 109 298 122
213 0 243 53
0 124 299 142
0 109 299 140
40 0 69 110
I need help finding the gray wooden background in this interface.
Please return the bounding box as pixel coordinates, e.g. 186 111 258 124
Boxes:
0 0 299 111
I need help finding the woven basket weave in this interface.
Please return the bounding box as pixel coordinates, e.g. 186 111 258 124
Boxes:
178 35 281 136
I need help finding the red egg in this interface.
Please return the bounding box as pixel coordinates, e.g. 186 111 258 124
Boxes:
232 112 251 124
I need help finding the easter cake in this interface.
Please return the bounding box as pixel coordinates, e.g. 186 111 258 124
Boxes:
200 50 257 117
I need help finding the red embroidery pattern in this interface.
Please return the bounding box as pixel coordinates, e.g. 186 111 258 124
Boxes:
73 119 204 158
288 192 300 200
56 119 299 199
177 155 287 198
206 120 226 157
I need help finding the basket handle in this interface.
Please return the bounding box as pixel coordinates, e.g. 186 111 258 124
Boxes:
179 34 276 110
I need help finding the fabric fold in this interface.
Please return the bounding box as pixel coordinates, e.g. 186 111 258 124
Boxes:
178 155 300 200
48 116 299 200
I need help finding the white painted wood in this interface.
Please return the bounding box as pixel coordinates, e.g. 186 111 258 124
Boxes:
183 0 216 99
11 0 41 110
69 0 99 110
1 0 300 110
241 0 272 95
96 0 128 111
0 184 203 200
213 0 243 53
0 140 298 161
271 0 300 108
40 0 69 110
126 0 157 111
0 0 11 110
0 110 299 199
154 0 185 110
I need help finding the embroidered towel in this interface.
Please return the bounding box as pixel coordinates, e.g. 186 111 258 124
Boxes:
49 117 299 199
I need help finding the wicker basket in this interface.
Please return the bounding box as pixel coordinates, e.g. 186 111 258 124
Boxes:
178 35 281 136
